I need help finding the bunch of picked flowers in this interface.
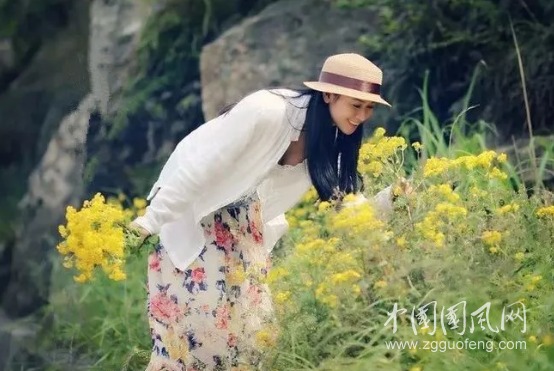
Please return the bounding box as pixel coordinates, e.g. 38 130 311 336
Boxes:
56 192 158 283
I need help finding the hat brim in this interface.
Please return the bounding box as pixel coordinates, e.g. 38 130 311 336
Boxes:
303 81 391 107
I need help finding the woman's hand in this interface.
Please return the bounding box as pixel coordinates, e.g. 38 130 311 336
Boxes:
128 221 151 244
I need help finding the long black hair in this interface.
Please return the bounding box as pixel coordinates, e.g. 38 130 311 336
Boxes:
218 88 365 202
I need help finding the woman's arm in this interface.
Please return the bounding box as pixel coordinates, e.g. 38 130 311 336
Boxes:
132 90 286 235
343 178 414 218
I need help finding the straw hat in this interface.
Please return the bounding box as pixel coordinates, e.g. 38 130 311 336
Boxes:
303 53 391 107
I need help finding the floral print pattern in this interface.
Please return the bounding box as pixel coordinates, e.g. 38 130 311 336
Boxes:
145 192 277 371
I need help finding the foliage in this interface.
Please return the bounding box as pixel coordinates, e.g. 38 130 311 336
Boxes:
330 0 554 144
267 129 554 371
34 253 152 371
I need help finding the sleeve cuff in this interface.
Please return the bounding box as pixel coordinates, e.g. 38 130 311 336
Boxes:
368 185 394 218
132 215 158 235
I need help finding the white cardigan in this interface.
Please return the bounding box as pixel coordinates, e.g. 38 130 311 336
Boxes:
133 88 393 271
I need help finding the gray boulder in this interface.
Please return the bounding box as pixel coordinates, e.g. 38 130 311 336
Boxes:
200 0 379 120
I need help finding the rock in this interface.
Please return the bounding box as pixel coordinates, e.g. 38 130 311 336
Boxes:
0 307 40 371
1 94 96 318
89 0 152 117
0 0 90 168
200 0 378 120
0 39 15 77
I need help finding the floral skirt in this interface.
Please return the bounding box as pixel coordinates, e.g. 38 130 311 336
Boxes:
144 192 278 371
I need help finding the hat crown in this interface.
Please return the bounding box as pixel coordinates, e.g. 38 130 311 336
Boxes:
321 53 383 85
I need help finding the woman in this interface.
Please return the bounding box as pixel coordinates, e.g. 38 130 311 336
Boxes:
132 53 401 371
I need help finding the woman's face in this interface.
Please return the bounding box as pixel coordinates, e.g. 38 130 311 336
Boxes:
323 93 375 135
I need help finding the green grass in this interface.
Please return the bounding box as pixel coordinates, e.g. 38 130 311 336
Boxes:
34 253 152 370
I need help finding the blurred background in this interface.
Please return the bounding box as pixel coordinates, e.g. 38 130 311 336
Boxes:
0 0 553 369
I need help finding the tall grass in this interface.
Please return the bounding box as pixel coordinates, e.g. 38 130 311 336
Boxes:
31 254 151 371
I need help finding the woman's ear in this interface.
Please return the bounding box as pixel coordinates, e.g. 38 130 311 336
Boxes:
323 92 332 103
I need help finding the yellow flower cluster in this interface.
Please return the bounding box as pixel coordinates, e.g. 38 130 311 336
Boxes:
358 127 407 177
330 269 361 285
537 206 554 217
415 201 467 248
133 197 148 216
329 201 385 235
295 238 327 257
427 184 460 203
481 230 503 253
57 193 126 283
496 202 520 215
266 266 290 285
274 291 292 305
255 326 279 349
412 141 423 151
315 278 361 309
482 230 502 246
423 151 508 179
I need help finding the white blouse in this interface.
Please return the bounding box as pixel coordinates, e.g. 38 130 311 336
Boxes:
133 89 392 271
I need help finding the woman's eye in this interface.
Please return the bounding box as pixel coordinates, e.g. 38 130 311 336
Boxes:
353 104 362 108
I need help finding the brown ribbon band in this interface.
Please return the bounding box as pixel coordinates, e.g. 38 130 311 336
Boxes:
319 71 381 95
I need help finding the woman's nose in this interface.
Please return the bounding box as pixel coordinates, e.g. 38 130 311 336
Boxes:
357 111 371 122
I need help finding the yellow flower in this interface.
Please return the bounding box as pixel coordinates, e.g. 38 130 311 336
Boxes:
133 197 147 209
343 193 358 203
481 230 502 246
274 291 292 304
537 206 554 217
266 267 289 284
412 141 423 151
470 186 488 198
528 335 538 343
496 203 520 215
488 167 508 180
373 127 386 138
367 161 383 177
428 184 461 203
255 329 277 348
396 236 407 248
435 203 467 217
433 232 445 248
315 283 339 308
497 153 508 163
489 246 499 254
330 202 385 234
331 270 362 285
318 201 331 212
542 334 553 346
393 185 403 196
410 366 422 371
58 192 127 283
374 280 387 289
358 135 406 175
514 252 525 261
58 225 68 238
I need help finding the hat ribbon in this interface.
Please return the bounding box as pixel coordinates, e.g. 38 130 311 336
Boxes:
319 71 381 95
